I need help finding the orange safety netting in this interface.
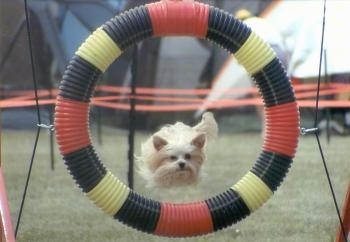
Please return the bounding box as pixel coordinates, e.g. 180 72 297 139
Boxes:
0 83 350 111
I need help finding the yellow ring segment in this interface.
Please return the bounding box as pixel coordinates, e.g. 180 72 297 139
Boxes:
232 171 273 212
87 171 130 216
235 32 275 75
75 27 122 72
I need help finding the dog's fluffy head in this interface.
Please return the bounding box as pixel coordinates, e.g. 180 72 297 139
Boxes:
136 112 218 188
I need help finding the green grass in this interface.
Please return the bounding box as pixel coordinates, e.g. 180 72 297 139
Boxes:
1 127 349 242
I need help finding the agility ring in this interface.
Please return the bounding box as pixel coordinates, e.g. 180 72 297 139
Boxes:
54 0 300 237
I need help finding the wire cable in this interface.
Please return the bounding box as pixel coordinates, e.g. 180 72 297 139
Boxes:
313 0 347 241
15 0 43 238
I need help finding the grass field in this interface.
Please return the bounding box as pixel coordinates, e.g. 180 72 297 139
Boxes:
1 123 349 242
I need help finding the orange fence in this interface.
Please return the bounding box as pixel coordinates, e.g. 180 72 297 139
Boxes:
0 83 350 110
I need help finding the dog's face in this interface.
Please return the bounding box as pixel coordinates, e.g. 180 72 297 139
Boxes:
136 112 218 188
141 133 205 188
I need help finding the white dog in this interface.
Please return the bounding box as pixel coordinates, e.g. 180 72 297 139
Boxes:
136 112 218 188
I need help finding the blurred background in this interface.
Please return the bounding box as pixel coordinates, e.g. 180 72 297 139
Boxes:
0 0 276 132
1 1 350 242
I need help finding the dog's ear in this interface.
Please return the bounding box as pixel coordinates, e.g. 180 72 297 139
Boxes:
192 112 218 140
153 135 168 151
191 133 206 149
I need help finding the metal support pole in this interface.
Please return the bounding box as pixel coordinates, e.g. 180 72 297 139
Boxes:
127 45 138 189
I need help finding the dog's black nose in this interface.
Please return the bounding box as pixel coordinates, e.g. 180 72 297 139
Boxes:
178 162 185 169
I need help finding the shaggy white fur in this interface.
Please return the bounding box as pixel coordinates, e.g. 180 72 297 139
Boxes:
136 112 218 188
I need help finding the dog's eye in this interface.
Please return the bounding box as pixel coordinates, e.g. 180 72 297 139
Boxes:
170 155 177 161
184 153 191 160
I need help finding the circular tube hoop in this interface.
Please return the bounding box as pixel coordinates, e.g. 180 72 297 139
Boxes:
54 0 300 238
